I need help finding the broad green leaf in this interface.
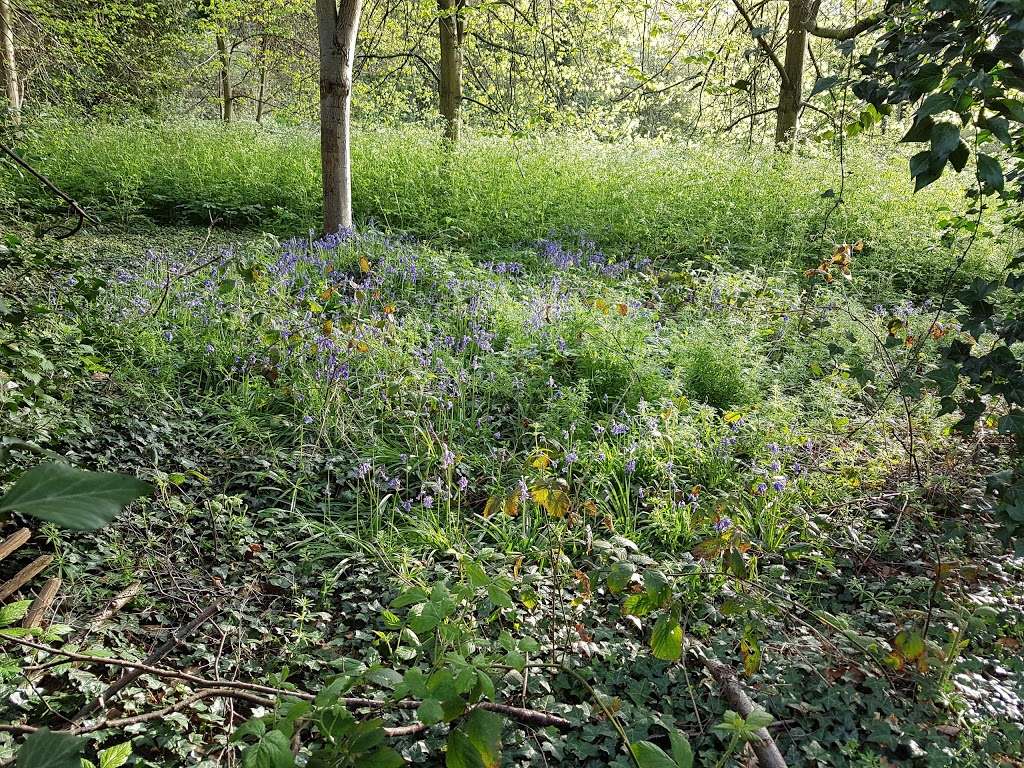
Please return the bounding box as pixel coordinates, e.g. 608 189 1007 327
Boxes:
743 708 774 731
361 748 404 768
241 730 294 768
97 742 132 768
930 121 960 158
630 741 677 768
445 710 502 768
417 698 445 726
485 585 514 610
977 153 1004 192
669 730 694 768
0 463 151 531
607 562 634 594
17 730 84 768
650 613 683 661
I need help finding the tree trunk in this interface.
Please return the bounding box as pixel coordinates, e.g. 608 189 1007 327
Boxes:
256 35 269 124
0 0 19 123
438 0 465 143
216 34 233 123
774 0 808 146
317 0 362 234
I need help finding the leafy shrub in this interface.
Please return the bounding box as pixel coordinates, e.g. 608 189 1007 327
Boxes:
680 336 752 410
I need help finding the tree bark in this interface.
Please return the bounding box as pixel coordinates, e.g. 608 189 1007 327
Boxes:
216 34 233 123
775 0 808 146
317 0 362 234
0 0 19 123
438 0 465 143
256 35 269 124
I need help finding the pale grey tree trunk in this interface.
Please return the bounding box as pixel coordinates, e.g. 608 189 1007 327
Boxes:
1 0 19 123
317 0 362 234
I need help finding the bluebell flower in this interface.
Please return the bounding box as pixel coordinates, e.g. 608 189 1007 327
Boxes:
713 517 732 533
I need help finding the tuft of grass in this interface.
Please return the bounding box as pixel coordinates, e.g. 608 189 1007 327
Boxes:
681 337 751 410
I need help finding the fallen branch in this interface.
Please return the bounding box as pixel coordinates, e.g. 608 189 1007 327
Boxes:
0 143 99 238
701 651 788 768
8 635 573 733
73 600 223 720
22 576 61 629
0 555 53 601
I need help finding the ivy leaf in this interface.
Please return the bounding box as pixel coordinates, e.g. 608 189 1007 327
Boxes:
0 463 151 531
630 741 678 768
16 730 84 768
650 613 683 661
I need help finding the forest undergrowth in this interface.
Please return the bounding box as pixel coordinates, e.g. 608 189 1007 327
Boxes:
1 131 1023 768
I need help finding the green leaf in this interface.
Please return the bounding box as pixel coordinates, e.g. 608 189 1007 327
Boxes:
930 121 960 159
809 75 838 97
607 562 634 594
669 730 694 768
630 741 678 768
0 600 32 627
445 710 503 768
650 613 683 661
743 708 774 731
977 153 1004 192
97 742 132 768
0 463 151 531
417 698 445 726
17 730 84 768
361 748 404 768
485 585 514 610
241 730 293 768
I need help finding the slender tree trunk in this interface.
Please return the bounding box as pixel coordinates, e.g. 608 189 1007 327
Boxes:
774 0 808 145
437 0 465 143
256 35 269 124
216 34 233 123
317 0 362 234
0 0 19 123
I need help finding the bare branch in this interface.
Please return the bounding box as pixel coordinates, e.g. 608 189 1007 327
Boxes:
807 11 884 40
730 0 788 82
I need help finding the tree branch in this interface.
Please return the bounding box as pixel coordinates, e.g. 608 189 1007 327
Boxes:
807 11 884 40
730 0 788 82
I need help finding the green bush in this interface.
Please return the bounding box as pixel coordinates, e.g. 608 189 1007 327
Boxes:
681 337 751 410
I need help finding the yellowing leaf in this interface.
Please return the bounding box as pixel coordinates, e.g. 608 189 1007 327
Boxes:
483 496 501 519
531 451 551 470
356 341 369 353
531 487 570 518
359 256 370 273
502 495 519 517
616 303 628 316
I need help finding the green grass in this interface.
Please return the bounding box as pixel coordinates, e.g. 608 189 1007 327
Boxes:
4 120 1013 300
